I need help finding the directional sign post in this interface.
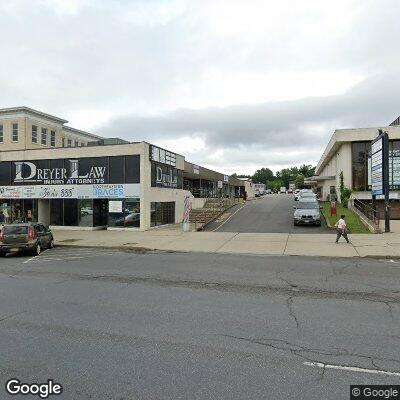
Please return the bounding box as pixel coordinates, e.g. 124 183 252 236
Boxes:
371 130 390 232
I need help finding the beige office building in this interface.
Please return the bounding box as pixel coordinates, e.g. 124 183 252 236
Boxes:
0 107 247 230
313 118 400 218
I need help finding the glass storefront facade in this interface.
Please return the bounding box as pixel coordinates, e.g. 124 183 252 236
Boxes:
0 155 141 228
48 198 137 227
108 199 140 228
150 202 175 227
0 199 38 224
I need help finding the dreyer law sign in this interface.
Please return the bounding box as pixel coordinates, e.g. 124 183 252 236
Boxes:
14 159 106 185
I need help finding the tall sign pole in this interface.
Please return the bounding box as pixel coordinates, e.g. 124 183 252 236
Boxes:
371 130 390 232
383 131 390 233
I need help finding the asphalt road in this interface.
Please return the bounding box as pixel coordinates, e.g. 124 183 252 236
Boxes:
0 248 399 399
210 194 331 233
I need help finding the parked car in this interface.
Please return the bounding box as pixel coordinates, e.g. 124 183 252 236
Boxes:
266 189 272 194
296 190 317 201
0 223 54 256
293 201 321 226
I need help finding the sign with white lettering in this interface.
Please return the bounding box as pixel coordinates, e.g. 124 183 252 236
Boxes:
11 159 107 185
149 145 177 167
371 137 383 195
109 200 123 213
151 162 182 189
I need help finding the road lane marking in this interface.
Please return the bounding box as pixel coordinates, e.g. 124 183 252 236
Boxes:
23 256 36 264
212 203 247 232
303 361 400 377
22 249 48 264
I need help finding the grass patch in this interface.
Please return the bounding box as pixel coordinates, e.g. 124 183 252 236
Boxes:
58 238 82 243
321 202 370 234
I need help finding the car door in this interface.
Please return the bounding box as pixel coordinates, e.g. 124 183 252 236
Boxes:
38 224 51 247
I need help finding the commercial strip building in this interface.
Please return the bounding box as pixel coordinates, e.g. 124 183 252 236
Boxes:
0 107 251 230
312 117 400 219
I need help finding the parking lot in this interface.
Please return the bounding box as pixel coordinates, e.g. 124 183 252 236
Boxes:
211 194 331 233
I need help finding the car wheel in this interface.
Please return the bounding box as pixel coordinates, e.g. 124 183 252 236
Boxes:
34 243 41 256
0 252 5 257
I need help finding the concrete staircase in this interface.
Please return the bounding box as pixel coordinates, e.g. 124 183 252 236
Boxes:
189 198 240 225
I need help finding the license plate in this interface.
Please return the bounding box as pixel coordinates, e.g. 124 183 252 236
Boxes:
10 248 19 253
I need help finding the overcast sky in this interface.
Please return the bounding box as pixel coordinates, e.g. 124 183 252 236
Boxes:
1 0 399 175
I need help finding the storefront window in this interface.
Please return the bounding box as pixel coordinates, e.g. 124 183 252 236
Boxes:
108 199 140 228
124 199 140 227
11 200 24 222
64 199 78 226
352 142 368 191
0 200 11 224
24 199 37 222
78 199 93 227
108 199 124 227
151 202 175 227
353 163 366 191
50 200 63 225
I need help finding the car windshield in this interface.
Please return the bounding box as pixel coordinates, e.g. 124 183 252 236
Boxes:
301 193 315 197
296 202 318 209
3 225 29 234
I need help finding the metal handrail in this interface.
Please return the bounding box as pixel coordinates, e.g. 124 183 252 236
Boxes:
351 198 380 227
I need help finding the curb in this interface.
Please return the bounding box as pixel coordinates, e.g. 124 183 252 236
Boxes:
54 243 400 260
55 243 176 254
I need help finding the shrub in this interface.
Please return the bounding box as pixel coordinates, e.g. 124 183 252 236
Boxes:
339 171 352 208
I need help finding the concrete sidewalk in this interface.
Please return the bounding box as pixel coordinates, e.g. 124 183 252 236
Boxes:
53 229 400 258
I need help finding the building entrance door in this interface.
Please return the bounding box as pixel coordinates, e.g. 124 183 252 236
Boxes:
93 199 108 227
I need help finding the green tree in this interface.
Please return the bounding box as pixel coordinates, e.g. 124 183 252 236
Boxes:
267 179 284 192
299 164 316 177
294 174 304 188
252 168 274 184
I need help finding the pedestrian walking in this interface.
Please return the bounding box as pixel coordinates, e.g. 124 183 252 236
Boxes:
335 214 350 243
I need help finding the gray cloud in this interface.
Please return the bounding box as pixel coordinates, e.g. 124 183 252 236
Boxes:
0 1 399 174
97 72 400 173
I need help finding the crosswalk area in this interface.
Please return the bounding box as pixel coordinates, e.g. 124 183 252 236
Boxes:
24 247 117 264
